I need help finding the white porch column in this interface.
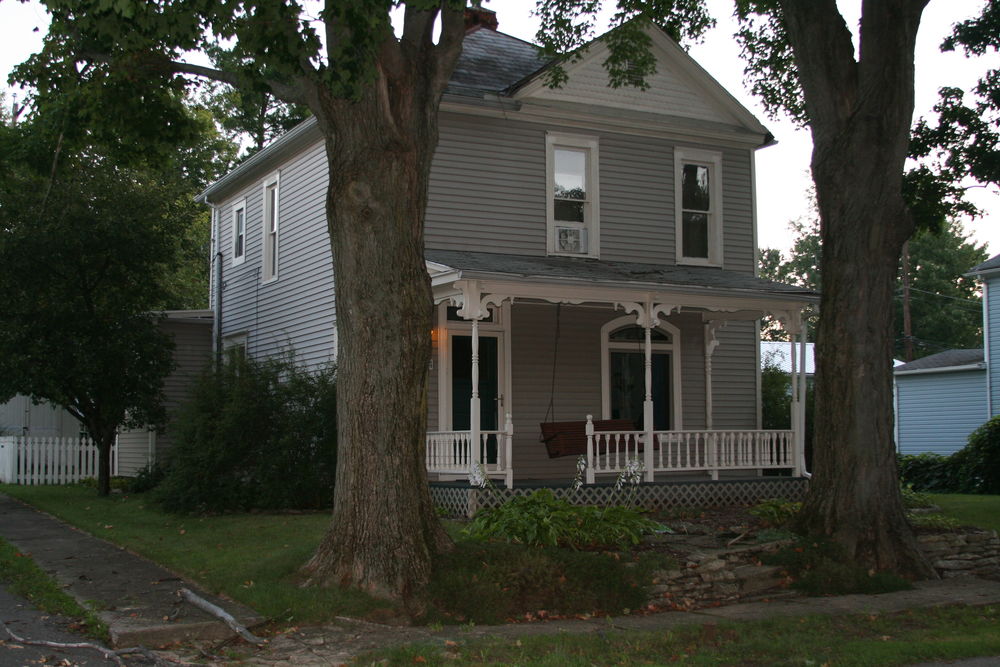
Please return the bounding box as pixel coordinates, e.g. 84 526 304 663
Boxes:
785 309 805 477
704 322 721 431
643 308 655 482
797 322 809 475
470 316 481 470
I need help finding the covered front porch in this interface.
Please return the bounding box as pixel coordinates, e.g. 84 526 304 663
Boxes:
422 250 817 488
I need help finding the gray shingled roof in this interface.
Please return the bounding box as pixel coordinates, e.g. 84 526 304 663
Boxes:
894 348 984 373
426 249 817 299
969 253 1000 275
447 27 551 95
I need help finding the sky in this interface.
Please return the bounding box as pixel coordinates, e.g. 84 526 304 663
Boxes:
2 0 998 257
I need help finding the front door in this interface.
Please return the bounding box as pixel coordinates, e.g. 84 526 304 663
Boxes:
451 335 500 463
609 351 672 430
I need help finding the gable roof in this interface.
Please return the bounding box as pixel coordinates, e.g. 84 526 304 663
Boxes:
894 348 985 375
968 253 1000 277
510 24 769 138
447 27 551 96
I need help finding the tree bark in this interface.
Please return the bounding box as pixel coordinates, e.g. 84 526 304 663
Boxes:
299 14 463 605
781 0 935 577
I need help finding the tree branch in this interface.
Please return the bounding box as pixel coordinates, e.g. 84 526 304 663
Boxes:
166 60 313 108
777 1 858 138
430 5 467 99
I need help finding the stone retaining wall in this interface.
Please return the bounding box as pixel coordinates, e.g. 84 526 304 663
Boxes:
646 529 1000 610
917 529 1000 579
648 541 793 610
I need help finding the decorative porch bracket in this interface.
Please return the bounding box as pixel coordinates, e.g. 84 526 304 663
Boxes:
615 300 678 482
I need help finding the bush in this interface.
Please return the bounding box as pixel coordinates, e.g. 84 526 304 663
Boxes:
762 538 911 596
154 355 337 513
124 463 165 494
898 452 962 493
464 489 662 549
749 498 802 527
428 541 669 624
954 416 1000 494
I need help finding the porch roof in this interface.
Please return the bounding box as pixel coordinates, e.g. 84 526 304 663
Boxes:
426 249 818 309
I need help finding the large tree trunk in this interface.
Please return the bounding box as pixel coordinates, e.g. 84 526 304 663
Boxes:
781 0 935 577
300 30 460 604
93 425 116 497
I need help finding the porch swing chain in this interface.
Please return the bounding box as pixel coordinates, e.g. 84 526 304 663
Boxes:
542 302 561 426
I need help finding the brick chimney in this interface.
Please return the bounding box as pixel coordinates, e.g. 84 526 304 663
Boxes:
464 7 498 31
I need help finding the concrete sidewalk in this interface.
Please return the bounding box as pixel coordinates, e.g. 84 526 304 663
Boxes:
0 493 264 648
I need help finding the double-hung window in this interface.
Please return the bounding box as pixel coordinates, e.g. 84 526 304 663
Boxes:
675 148 722 266
231 200 246 266
262 172 280 282
546 133 599 257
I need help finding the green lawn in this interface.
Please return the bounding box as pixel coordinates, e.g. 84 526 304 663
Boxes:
365 605 1000 666
928 493 1000 532
0 484 394 625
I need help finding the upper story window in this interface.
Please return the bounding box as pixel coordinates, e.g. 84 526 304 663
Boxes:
231 199 246 266
546 133 599 258
675 148 723 266
262 172 280 282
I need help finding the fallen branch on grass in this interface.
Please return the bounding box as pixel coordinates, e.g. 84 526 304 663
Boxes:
0 620 170 666
178 587 266 646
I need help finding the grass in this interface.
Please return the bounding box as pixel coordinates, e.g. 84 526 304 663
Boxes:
0 484 395 625
928 493 1000 532
0 535 108 641
363 605 1000 665
0 484 673 627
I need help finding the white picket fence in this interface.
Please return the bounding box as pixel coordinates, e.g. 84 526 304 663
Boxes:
0 436 118 485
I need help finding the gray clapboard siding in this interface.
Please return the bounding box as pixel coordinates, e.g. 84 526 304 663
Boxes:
896 369 987 456
426 113 757 271
118 318 213 476
0 396 79 438
216 141 336 372
710 321 758 428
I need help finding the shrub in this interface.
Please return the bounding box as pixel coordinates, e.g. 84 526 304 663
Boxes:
749 498 802 527
762 538 910 596
428 541 669 624
898 452 962 493
954 416 1000 494
464 489 662 549
124 463 166 494
154 355 337 513
899 483 934 509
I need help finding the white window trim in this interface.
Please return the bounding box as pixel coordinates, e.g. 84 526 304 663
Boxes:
546 132 600 258
231 198 247 266
600 315 683 430
222 332 249 360
436 302 512 432
262 171 280 283
675 147 723 267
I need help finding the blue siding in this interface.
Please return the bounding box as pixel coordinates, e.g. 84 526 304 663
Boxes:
896 369 987 456
987 277 1000 416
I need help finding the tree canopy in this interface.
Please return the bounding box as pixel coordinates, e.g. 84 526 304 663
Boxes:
761 217 988 358
0 89 234 495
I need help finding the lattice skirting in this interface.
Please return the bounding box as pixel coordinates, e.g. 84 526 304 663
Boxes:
430 477 809 518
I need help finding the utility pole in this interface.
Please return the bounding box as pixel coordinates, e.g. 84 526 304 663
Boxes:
901 240 914 362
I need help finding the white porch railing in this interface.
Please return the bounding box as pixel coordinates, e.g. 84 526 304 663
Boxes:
585 420 795 483
426 416 513 487
0 436 118 485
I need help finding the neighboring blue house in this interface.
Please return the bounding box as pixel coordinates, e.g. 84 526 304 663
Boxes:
894 349 987 456
893 253 999 456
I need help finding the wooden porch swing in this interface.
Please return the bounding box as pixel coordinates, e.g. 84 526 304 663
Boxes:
538 303 637 458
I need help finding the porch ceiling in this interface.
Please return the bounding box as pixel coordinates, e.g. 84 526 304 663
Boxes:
426 249 818 316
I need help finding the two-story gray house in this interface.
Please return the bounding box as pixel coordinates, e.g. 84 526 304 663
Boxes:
196 11 816 490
